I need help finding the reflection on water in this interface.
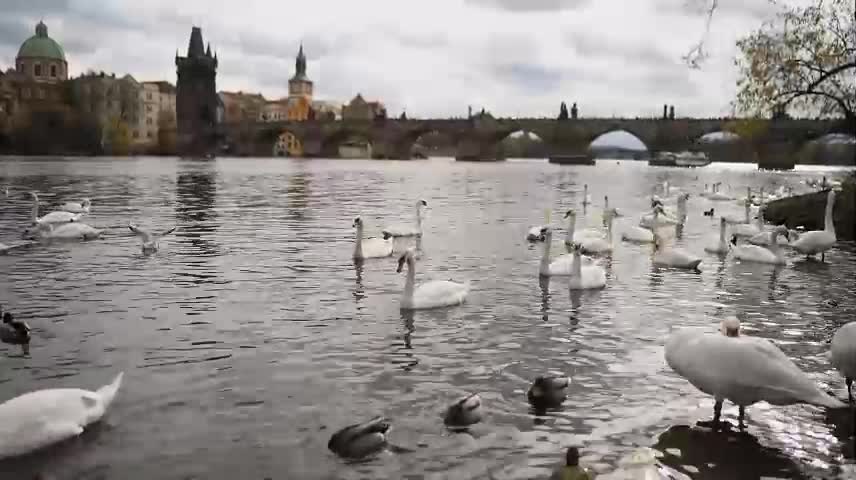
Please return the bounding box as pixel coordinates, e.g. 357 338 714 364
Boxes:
0 157 854 479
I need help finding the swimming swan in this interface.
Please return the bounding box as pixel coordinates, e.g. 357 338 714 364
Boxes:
640 205 678 231
790 189 837 261
579 209 614 255
328 416 390 459
351 217 392 260
25 222 102 241
383 199 428 238
604 195 623 217
567 242 607 290
562 209 602 244
652 231 702 271
703 217 729 255
129 222 177 254
731 227 790 265
444 393 483 428
831 322 856 403
29 192 83 225
539 227 597 276
396 247 469 310
665 317 844 430
0 371 124 460
59 198 91 214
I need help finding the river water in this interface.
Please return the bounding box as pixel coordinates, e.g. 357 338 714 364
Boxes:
1 156 855 480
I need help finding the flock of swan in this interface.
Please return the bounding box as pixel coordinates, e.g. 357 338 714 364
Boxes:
0 175 854 477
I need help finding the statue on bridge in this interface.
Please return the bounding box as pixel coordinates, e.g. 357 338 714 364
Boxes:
571 102 578 119
669 105 675 120
558 102 569 120
663 104 668 119
400 110 407 120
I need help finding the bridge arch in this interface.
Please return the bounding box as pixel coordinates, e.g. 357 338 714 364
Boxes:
494 129 547 159
588 129 649 159
323 128 374 158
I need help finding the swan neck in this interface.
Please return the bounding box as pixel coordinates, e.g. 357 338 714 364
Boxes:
744 203 750 222
606 215 613 242
824 192 835 234
403 259 416 301
353 224 363 257
566 215 575 243
30 196 39 223
416 206 423 231
572 250 582 277
719 221 726 242
539 234 552 275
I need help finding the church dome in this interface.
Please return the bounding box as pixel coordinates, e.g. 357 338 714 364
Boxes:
17 21 66 62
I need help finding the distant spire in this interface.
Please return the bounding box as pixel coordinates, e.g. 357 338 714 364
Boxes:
206 42 212 57
295 42 307 77
188 26 205 57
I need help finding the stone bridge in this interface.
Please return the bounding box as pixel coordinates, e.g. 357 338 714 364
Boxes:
216 115 851 168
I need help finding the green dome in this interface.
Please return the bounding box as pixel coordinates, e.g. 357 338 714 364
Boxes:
17 21 66 62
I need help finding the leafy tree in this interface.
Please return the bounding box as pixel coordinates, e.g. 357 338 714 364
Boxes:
734 0 855 119
157 110 177 155
105 116 131 155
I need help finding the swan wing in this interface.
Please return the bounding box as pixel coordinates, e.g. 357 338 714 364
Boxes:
413 280 469 309
38 211 80 224
382 223 419 237
667 331 842 408
49 223 101 240
548 255 574 276
831 323 856 379
0 373 122 460
791 230 835 254
580 237 611 254
360 237 393 258
733 245 777 264
731 224 760 237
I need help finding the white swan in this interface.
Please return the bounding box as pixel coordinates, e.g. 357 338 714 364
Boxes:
790 189 837 261
604 195 623 217
59 198 92 214
29 192 83 225
704 217 729 254
666 317 844 429
352 217 393 260
579 210 614 255
639 205 678 230
0 372 124 460
731 227 790 265
382 199 427 238
25 222 102 241
539 227 596 276
562 209 602 245
676 193 689 224
566 242 607 290
129 222 177 254
831 322 856 403
396 247 468 310
652 231 702 271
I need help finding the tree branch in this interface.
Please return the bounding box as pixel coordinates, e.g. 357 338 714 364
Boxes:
777 89 855 119
805 60 856 91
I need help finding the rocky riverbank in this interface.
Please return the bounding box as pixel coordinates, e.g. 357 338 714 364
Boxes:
763 173 855 240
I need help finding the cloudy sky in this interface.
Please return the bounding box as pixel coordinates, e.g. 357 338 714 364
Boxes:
1 0 784 120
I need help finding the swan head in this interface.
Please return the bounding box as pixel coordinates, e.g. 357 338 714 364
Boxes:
565 447 581 467
720 316 741 337
28 191 38 201
563 209 576 219
719 216 727 226
730 234 738 246
418 199 428 208
396 247 417 272
82 198 92 207
2 311 12 324
540 226 552 240
352 216 363 228
773 225 790 241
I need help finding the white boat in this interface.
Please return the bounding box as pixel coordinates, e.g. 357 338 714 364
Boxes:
674 151 711 167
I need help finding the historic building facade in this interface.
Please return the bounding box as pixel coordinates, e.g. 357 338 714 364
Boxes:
342 93 386 121
139 81 177 145
175 26 220 155
219 91 266 124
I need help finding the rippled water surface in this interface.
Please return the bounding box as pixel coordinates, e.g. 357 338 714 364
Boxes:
1 156 855 479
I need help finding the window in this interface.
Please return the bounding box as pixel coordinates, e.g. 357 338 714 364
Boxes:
50 65 57 77
34 64 42 76
22 88 31 99
146 105 152 112
37 88 45 99
147 132 153 138
146 118 153 125
147 92 152 100
16 63 23 73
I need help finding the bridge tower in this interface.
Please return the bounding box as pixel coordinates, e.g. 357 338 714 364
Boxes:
175 26 220 155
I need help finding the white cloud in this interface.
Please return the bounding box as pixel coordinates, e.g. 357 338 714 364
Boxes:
0 0 784 118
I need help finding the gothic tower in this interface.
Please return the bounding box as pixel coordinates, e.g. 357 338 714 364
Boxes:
175 26 219 155
288 43 313 99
